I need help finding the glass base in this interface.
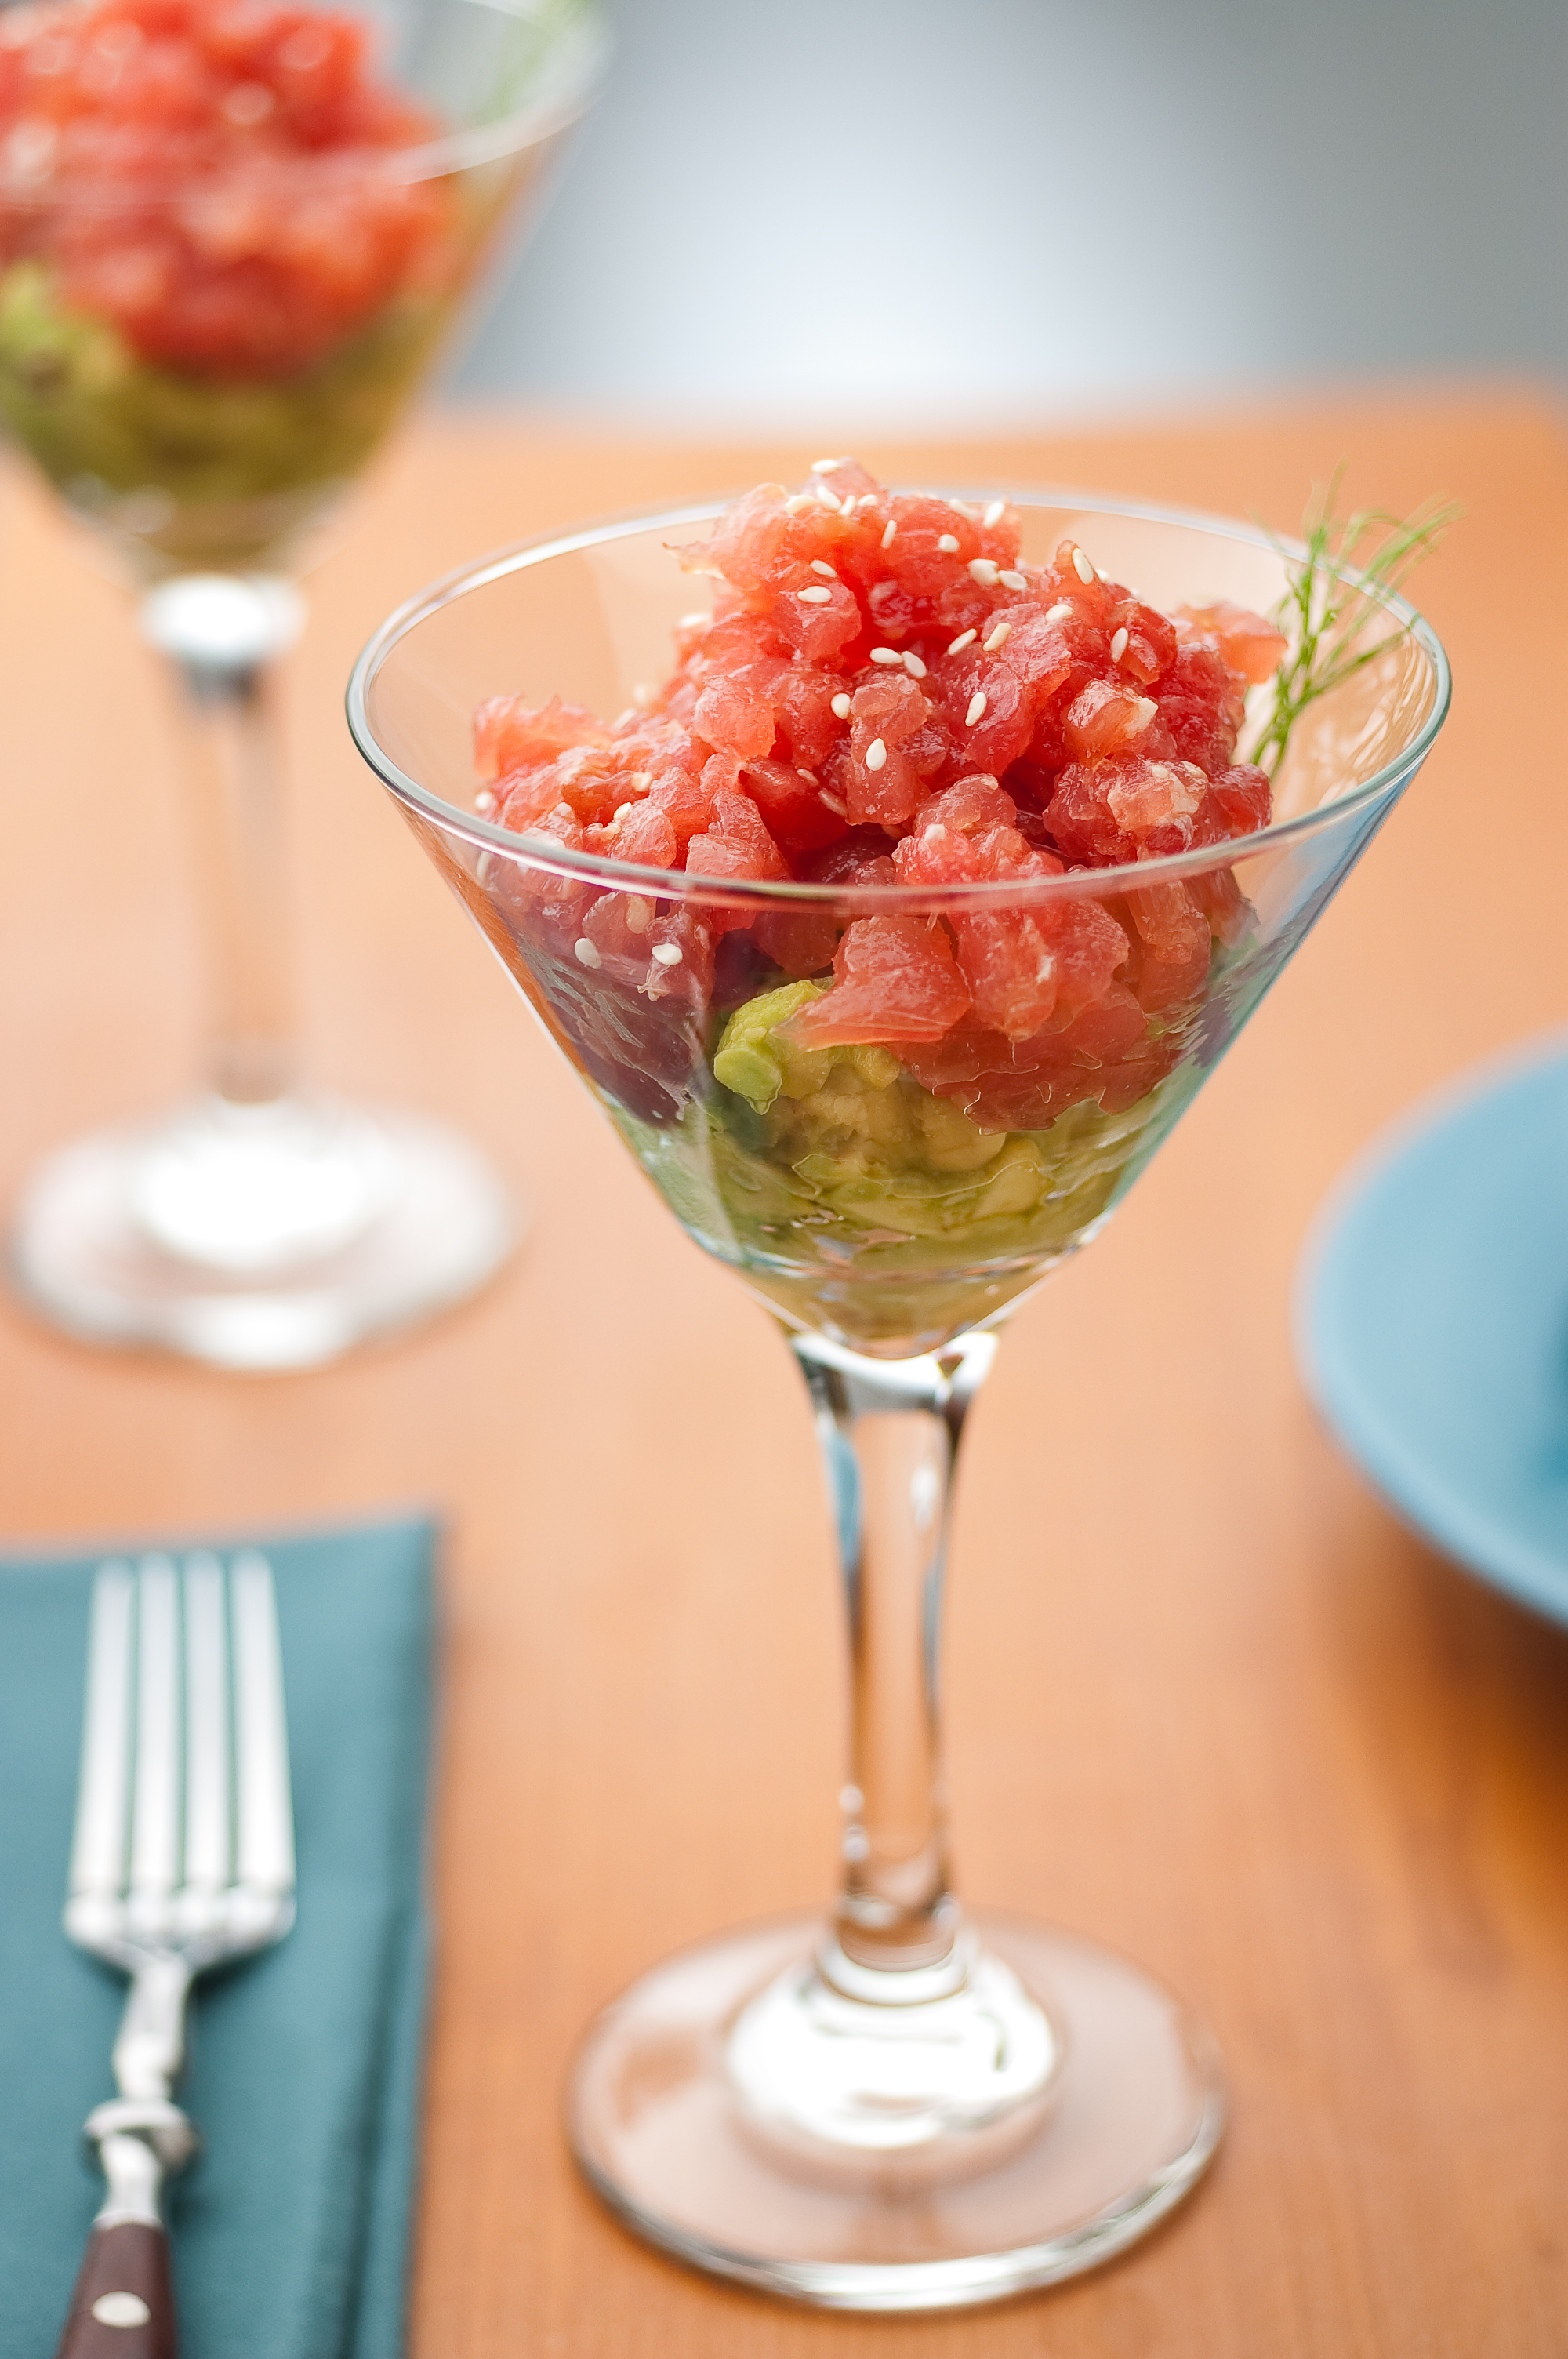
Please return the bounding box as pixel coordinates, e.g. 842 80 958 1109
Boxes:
9 1092 517 1370
568 1910 1225 2314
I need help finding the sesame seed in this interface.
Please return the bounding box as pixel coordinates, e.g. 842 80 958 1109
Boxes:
865 738 888 772
1045 601 1073 623
811 558 837 578
678 609 708 628
612 801 633 821
1110 627 1129 661
881 518 898 548
223 80 275 127
831 692 852 718
626 896 652 933
999 569 1028 591
574 937 602 969
982 621 1011 652
983 499 1006 529
904 651 928 678
475 788 495 812
1072 547 1097 585
783 493 815 514
811 456 843 474
797 586 833 605
949 500 975 518
817 487 843 512
947 628 977 655
966 692 988 727
651 941 684 966
819 789 848 816
938 533 960 554
869 645 902 666
968 558 1000 587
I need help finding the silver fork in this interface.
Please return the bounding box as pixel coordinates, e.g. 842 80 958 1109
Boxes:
55 1550 296 2359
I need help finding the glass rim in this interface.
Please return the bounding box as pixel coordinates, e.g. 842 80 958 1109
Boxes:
0 0 608 205
346 484 1454 911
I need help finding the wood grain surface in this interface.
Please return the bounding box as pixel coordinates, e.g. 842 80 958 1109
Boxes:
1 393 1565 2358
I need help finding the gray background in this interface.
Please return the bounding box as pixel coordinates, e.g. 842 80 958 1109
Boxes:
452 0 1566 426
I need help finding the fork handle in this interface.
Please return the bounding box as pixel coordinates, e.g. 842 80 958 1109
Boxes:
56 2221 176 2359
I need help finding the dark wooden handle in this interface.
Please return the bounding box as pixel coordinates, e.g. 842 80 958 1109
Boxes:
55 2222 176 2359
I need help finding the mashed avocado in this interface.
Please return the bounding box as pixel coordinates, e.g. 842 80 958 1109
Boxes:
609 979 1196 1355
712 980 900 1106
0 260 448 570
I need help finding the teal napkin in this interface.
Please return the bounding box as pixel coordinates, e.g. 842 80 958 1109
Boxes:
0 1515 436 2359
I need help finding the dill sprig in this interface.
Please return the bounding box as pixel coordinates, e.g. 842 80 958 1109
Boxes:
1245 472 1459 778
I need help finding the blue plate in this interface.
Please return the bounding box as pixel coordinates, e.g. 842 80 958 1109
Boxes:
1296 1037 1568 1627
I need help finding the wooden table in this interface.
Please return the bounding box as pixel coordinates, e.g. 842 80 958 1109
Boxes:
1 396 1565 2358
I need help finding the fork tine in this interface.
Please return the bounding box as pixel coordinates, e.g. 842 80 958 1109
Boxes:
129 1557 181 1901
231 1552 294 1896
69 1563 136 1899
183 1554 230 1893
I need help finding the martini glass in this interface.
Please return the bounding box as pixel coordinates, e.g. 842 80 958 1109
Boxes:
2 0 605 1369
347 492 1450 2309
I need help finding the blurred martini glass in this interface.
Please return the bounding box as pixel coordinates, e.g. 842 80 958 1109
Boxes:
2 0 605 1369
348 489 1449 2307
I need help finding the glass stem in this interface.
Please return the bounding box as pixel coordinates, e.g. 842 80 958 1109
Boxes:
789 1326 998 1980
140 575 308 1107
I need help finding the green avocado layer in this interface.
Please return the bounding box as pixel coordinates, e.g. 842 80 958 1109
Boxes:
0 260 450 569
612 979 1197 1355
